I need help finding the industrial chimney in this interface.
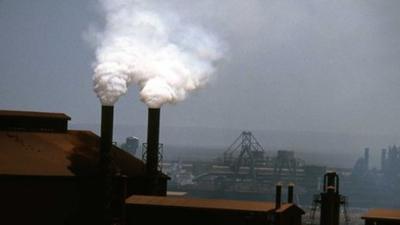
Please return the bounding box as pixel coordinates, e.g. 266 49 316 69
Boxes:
100 105 114 225
145 108 161 195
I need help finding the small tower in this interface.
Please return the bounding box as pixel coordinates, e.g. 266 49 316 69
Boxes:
310 172 349 225
320 172 341 225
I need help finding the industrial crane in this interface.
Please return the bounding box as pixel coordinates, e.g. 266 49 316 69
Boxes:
223 131 266 179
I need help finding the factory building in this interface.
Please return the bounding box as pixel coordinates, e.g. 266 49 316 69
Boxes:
125 189 305 225
361 209 400 225
0 110 168 225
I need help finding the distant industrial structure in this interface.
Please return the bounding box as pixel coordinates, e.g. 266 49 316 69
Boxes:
165 131 400 209
352 148 370 176
381 145 400 177
347 146 400 208
352 145 400 177
166 131 324 204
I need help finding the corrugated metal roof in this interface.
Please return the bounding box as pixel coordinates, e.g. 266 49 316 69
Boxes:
126 195 284 213
362 209 400 221
0 110 70 120
0 130 145 177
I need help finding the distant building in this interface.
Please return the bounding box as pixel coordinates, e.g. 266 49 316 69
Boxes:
120 136 139 156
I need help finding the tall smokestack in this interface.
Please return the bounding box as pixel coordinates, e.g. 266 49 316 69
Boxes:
146 108 160 194
100 105 114 225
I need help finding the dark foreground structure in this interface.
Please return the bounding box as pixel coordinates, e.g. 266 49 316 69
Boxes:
361 209 400 225
0 110 168 225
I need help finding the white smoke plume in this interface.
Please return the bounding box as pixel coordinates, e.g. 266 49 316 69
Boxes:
92 0 224 108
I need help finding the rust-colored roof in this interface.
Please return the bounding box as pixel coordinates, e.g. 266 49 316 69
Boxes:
276 203 295 213
0 130 145 177
126 195 299 213
362 209 400 221
0 110 70 120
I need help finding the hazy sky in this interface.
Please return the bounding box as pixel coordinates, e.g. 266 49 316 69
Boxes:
1 0 400 137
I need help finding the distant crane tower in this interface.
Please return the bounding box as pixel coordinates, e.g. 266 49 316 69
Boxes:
309 172 350 225
223 131 266 178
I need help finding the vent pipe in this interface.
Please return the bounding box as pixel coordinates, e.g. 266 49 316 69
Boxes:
288 183 294 204
275 183 282 209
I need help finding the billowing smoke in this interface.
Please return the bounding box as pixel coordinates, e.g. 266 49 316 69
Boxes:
92 0 224 108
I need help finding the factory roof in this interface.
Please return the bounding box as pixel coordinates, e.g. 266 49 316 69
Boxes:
126 195 304 214
0 109 71 132
362 209 400 222
0 129 146 177
0 110 70 120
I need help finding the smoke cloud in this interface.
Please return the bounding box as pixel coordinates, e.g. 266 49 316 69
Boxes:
92 0 224 108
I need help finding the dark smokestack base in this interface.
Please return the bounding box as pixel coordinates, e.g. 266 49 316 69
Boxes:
100 105 114 225
275 183 282 209
288 183 294 204
146 108 160 177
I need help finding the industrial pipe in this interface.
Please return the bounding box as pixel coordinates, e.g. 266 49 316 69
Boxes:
275 183 282 209
288 183 294 204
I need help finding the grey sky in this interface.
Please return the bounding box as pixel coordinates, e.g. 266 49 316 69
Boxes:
1 0 400 138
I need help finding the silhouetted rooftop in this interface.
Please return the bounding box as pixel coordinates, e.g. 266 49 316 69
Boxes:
0 110 70 120
126 195 304 214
